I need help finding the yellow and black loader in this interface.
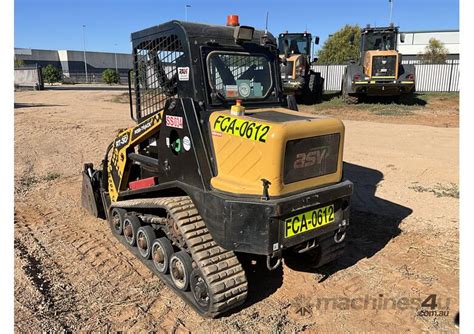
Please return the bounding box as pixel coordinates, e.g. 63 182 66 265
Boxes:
81 16 353 317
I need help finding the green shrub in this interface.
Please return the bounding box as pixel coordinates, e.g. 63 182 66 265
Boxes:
42 64 62 84
102 69 120 85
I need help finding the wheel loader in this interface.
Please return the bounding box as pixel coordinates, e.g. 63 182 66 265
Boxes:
342 24 415 104
81 16 353 317
278 32 324 104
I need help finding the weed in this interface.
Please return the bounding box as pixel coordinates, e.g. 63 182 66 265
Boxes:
410 183 459 199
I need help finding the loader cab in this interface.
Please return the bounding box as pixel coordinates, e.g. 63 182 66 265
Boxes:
277 32 314 57
361 27 398 51
129 20 284 123
359 26 399 64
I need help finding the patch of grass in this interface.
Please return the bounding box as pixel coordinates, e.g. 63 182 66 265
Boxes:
43 172 60 181
367 104 415 116
416 92 459 104
410 182 459 199
110 92 135 104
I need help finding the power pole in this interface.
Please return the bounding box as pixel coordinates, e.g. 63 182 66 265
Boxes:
389 0 394 24
185 4 191 21
82 25 89 83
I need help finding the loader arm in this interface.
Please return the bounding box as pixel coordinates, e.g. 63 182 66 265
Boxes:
108 111 163 202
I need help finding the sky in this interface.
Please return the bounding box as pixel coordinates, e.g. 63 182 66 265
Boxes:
14 0 459 54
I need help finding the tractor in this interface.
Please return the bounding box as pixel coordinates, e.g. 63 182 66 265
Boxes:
342 24 415 104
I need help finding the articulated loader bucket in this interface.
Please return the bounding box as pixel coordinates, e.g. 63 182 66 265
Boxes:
81 163 105 219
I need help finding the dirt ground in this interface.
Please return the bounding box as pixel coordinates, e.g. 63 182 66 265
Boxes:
14 87 459 332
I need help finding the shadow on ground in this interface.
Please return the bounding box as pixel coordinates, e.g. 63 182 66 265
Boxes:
47 85 128 91
221 162 412 316
14 103 66 109
285 162 412 277
220 254 284 317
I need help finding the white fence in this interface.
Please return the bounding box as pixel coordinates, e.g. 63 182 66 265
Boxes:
311 61 460 92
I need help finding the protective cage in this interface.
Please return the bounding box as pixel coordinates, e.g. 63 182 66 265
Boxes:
133 33 188 122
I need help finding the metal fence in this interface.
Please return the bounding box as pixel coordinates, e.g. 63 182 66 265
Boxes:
311 60 460 92
63 73 129 84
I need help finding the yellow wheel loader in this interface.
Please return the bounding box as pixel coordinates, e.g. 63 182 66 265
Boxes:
342 24 415 104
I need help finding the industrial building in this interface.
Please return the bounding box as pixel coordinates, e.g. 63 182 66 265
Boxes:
14 48 132 83
397 29 459 61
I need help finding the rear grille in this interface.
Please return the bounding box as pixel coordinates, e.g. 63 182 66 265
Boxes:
283 134 340 184
372 55 396 77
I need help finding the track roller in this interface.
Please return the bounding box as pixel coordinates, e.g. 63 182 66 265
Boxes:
170 250 193 291
190 268 211 310
152 237 174 273
136 226 155 259
123 214 141 246
110 208 126 235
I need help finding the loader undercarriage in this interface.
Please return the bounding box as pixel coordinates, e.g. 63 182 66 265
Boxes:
108 196 248 317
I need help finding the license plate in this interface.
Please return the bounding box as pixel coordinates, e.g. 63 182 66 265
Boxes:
284 204 335 238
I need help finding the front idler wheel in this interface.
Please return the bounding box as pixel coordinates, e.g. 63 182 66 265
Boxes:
151 237 174 273
136 226 155 259
122 214 141 246
110 208 126 235
170 251 193 291
190 268 211 311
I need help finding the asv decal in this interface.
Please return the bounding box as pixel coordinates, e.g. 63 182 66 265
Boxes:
165 115 184 129
293 147 328 169
115 133 129 148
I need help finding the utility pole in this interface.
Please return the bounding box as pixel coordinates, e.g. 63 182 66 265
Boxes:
389 0 393 24
82 25 89 83
185 4 191 21
114 43 118 73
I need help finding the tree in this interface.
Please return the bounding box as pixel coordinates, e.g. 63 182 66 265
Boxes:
14 58 25 68
102 69 120 85
317 25 361 64
42 64 62 85
419 38 448 64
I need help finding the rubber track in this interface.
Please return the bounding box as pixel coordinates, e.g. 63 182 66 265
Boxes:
111 196 248 317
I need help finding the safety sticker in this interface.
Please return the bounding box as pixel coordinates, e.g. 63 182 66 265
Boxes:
183 136 191 151
213 115 271 143
166 115 184 129
225 85 238 98
178 67 190 81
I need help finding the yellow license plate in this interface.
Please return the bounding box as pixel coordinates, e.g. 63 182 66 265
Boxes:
284 204 335 238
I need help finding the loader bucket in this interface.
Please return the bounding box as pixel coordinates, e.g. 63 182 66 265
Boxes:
81 163 105 219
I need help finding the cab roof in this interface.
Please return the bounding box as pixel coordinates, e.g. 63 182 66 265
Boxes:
131 20 275 46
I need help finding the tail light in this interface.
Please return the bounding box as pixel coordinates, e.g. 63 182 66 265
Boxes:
407 73 414 80
353 74 361 81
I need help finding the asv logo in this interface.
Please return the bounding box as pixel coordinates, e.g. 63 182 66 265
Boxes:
293 147 328 169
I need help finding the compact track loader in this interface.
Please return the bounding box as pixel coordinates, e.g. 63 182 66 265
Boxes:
81 16 353 317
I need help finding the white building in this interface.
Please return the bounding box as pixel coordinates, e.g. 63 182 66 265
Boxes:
397 29 459 61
